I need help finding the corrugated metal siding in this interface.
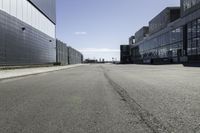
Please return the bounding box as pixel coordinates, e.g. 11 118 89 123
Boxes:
56 40 68 65
68 47 83 65
0 10 56 65
56 40 83 65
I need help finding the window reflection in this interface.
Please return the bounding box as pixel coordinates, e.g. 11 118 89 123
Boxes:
183 0 200 11
187 19 200 56
136 27 183 59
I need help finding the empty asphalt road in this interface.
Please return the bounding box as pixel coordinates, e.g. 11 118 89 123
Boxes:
0 64 200 133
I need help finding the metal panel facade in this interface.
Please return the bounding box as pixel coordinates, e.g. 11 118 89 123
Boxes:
68 47 83 65
28 0 56 24
56 40 68 65
0 11 56 65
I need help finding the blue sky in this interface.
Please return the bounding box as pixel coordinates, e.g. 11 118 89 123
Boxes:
56 0 180 61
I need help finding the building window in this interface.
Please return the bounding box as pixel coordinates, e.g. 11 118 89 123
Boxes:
191 38 197 55
183 0 200 11
192 20 197 38
187 19 200 56
188 39 192 55
187 23 192 39
170 27 183 44
197 38 200 55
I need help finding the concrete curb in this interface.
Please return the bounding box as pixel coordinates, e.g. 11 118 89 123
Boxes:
0 64 85 81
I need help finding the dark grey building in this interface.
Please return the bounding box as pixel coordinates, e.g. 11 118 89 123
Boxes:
129 36 135 45
120 45 130 64
181 0 200 17
128 0 200 64
135 26 149 43
0 0 56 65
149 7 180 35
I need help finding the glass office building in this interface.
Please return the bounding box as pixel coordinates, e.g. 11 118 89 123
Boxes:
0 0 56 65
128 0 200 64
149 7 180 35
187 19 200 55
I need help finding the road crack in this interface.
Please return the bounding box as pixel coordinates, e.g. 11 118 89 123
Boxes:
103 69 173 133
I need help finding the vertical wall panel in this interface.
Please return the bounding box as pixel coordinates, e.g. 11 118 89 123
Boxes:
10 0 17 17
27 1 31 26
17 0 22 20
56 40 68 65
2 0 10 13
0 0 2 9
22 0 27 23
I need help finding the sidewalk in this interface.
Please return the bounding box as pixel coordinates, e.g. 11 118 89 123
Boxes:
0 64 84 80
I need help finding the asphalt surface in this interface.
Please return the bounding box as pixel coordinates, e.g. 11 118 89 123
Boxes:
0 64 200 133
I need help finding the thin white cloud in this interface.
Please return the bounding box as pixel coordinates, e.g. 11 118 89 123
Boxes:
74 32 87 35
79 48 120 53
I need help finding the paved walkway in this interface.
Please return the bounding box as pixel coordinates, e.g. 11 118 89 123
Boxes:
0 64 84 80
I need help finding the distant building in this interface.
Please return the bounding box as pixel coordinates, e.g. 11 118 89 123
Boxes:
129 36 135 45
125 0 200 64
120 45 130 64
84 59 97 63
56 39 83 65
68 47 83 64
135 26 149 43
149 7 180 35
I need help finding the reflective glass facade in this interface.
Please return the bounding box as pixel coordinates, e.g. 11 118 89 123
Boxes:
136 27 183 61
149 8 180 35
181 0 200 16
187 19 200 55
182 0 200 12
135 27 149 43
127 0 200 64
120 45 130 64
